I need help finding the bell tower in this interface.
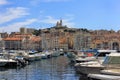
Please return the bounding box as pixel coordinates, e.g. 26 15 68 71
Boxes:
56 20 63 27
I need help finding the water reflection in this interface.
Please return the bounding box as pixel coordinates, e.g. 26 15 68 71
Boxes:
79 75 89 80
0 56 80 80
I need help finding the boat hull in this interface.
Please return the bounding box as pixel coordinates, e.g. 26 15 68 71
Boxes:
101 69 120 76
75 64 104 75
52 52 60 57
88 74 120 80
0 62 7 67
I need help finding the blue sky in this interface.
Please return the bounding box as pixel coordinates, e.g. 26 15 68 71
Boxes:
0 0 120 33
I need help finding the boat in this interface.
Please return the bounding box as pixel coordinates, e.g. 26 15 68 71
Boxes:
102 53 120 68
40 51 48 59
45 51 52 58
101 69 120 76
74 50 118 75
25 51 41 61
66 51 76 58
0 50 28 67
75 56 96 63
95 50 117 60
0 52 17 67
87 53 120 80
0 59 19 67
34 53 42 61
40 50 53 59
52 50 60 57
0 56 26 67
74 60 104 74
88 73 120 80
41 53 47 59
6 50 18 59
75 49 117 63
0 59 9 67
59 49 64 55
101 53 120 76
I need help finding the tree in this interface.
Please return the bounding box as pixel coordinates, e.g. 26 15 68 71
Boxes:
33 29 41 36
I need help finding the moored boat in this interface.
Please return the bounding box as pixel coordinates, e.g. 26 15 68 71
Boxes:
74 51 118 75
88 73 120 80
74 60 104 74
75 49 117 63
101 69 120 76
52 50 60 57
40 51 48 59
25 51 41 61
100 53 120 76
87 52 120 80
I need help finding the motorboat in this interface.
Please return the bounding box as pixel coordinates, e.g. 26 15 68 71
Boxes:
75 49 117 63
40 51 48 59
74 52 119 75
74 60 104 74
52 50 60 57
88 73 120 80
25 51 41 61
101 69 120 76
87 53 120 80
101 53 120 76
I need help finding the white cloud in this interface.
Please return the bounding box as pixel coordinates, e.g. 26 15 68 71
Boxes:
63 14 75 28
0 7 29 24
40 16 59 24
39 16 75 27
0 19 37 33
63 19 75 28
0 0 8 5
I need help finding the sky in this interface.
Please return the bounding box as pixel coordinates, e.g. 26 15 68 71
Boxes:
0 0 120 33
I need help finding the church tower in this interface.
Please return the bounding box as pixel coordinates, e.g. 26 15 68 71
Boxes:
59 20 62 26
56 20 63 27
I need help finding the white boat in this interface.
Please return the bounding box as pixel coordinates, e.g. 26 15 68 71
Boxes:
102 53 120 68
75 57 96 63
67 51 76 58
74 51 118 75
95 50 117 60
75 60 104 74
40 51 48 59
41 53 47 59
52 50 60 57
101 53 120 76
75 49 117 63
88 73 120 80
59 49 64 55
0 58 18 67
0 59 8 66
87 53 120 80
101 69 120 76
0 52 17 67
45 51 52 58
34 53 42 60
26 51 41 61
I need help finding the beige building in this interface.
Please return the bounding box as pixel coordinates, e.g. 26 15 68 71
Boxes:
3 33 41 50
20 27 36 34
41 20 91 50
41 20 69 50
74 31 91 50
91 30 120 50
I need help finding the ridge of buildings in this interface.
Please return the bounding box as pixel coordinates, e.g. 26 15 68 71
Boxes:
0 20 120 50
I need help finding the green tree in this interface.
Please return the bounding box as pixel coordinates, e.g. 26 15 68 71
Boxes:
33 29 41 36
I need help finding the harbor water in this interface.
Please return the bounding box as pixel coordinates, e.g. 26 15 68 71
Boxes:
0 56 89 80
